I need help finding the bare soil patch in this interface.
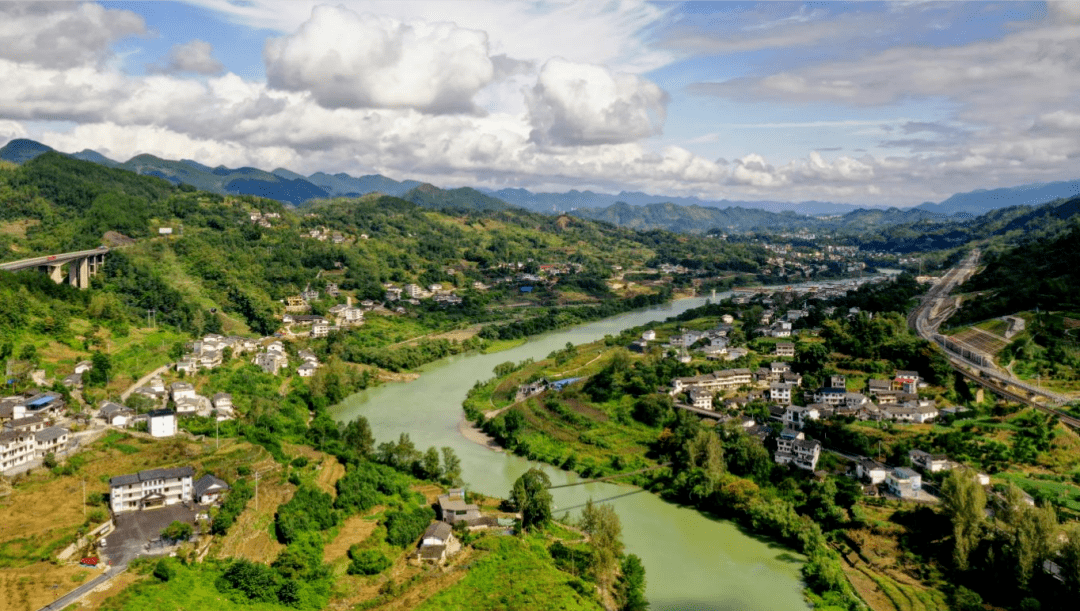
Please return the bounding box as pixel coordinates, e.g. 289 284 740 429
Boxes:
0 563 97 611
323 514 380 564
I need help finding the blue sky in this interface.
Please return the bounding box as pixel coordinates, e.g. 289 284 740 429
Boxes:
1 1 1078 206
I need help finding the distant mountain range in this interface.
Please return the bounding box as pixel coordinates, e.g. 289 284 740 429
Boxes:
3 137 1079 234
916 180 1080 216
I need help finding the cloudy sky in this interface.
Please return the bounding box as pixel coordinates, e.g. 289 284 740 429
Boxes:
2 1 1079 206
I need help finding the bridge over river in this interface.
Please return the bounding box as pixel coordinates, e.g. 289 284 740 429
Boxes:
0 247 109 289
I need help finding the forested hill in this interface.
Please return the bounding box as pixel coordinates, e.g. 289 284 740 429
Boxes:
0 152 769 337
851 195 1080 253
947 219 1080 326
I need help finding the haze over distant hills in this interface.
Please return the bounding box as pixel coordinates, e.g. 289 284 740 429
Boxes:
4 137 1080 233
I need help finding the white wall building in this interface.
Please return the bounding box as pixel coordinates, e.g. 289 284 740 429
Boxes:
109 466 194 513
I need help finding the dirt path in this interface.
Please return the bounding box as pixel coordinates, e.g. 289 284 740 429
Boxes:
120 364 171 401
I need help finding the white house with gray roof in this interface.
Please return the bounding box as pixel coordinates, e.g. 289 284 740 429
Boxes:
109 466 194 513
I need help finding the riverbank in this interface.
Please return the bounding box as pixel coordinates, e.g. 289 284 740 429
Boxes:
457 415 503 452
331 291 811 611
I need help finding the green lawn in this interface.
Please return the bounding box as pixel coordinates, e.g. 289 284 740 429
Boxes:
412 534 602 611
96 563 294 611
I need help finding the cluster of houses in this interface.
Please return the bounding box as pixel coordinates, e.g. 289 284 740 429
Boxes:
630 322 749 362
248 211 280 228
176 334 261 376
282 299 365 338
0 393 71 474
108 465 229 513
384 283 463 306
304 226 346 243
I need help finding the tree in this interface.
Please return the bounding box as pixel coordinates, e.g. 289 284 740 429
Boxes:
510 468 553 531
940 469 986 570
162 520 193 542
581 499 623 589
84 351 112 387
421 447 441 480
998 484 1058 588
617 554 648 611
441 446 462 486
1060 524 1080 596
632 394 672 427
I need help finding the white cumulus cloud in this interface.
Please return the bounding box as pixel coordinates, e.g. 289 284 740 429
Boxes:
527 59 669 146
0 2 144 68
264 5 495 114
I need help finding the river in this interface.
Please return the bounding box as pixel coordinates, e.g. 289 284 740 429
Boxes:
331 280 887 610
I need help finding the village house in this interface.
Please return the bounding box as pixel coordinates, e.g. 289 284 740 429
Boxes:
774 428 821 471
894 370 921 394
886 467 922 498
212 393 234 420
828 374 847 389
0 398 26 423
768 382 794 405
149 409 178 438
175 358 198 375
4 415 47 434
856 458 888 485
254 351 287 375
385 286 403 301
194 474 230 505
688 389 714 410
882 402 939 424
0 427 37 473
671 368 753 395
775 342 795 357
109 466 194 513
34 426 69 457
297 362 318 377
642 330 657 341
170 382 197 403
437 489 482 524
909 449 951 472
22 392 65 417
99 402 134 427
782 404 820 429
62 372 83 388
416 521 460 563
74 360 94 375
311 320 331 338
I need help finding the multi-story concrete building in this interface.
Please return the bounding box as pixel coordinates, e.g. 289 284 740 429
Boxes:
109 466 194 513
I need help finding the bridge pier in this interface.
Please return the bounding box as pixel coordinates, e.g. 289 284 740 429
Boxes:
42 264 65 284
68 257 90 289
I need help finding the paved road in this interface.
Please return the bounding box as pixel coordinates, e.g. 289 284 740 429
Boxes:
37 567 125 611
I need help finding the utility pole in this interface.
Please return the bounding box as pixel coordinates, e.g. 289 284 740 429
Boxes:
255 471 259 512
82 479 86 517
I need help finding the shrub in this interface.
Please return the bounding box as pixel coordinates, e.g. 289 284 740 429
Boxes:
347 548 392 575
384 506 435 547
162 520 193 542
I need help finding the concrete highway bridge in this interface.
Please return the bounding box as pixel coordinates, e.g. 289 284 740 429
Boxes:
0 247 108 289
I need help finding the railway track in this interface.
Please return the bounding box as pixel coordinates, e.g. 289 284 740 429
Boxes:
908 249 1080 430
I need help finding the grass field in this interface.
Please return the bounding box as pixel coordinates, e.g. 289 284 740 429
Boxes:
411 533 602 611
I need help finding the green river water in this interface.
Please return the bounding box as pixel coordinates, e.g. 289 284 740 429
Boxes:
331 293 813 610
